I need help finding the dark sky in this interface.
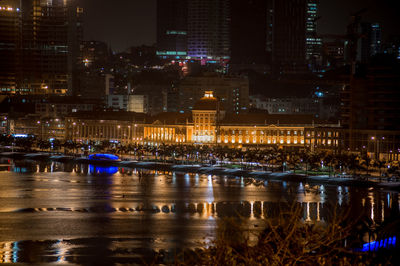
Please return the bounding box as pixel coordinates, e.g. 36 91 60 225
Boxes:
81 0 400 52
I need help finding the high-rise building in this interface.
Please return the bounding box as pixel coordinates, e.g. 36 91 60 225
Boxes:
0 0 21 93
267 0 308 75
81 40 110 70
305 0 321 69
156 0 188 59
358 22 381 63
19 0 83 95
187 0 230 61
157 0 230 62
229 0 268 67
341 63 400 132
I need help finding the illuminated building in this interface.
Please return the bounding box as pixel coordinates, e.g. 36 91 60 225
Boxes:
35 97 96 118
6 92 398 159
358 22 382 63
0 0 21 93
65 111 149 144
0 113 8 134
144 112 193 144
187 0 230 62
322 40 346 69
127 95 148 113
81 40 109 70
19 0 83 95
156 0 188 59
178 72 249 114
305 0 321 67
144 91 338 148
249 96 320 116
156 0 230 62
106 95 148 113
8 115 66 140
191 91 224 143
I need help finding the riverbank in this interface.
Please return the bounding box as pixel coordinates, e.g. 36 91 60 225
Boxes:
1 151 400 191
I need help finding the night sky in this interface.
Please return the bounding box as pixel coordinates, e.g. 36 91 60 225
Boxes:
81 0 400 52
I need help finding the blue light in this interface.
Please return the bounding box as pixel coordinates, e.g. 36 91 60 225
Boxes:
13 134 28 138
360 236 397 252
89 165 119 175
88 154 119 161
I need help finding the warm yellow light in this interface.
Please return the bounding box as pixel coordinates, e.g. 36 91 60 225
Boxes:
204 91 214 98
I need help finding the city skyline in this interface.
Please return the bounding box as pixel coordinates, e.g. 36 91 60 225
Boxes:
81 0 400 52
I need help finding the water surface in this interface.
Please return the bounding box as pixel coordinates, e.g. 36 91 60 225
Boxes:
0 160 399 264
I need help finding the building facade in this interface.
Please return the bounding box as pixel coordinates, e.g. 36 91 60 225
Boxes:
156 0 230 62
358 22 381 63
178 73 249 114
18 0 83 95
187 0 230 61
0 0 21 94
267 0 308 74
250 96 320 116
305 0 322 70
156 0 188 59
229 0 268 67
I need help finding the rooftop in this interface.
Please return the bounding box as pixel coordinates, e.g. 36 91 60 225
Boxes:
193 91 225 111
221 113 331 126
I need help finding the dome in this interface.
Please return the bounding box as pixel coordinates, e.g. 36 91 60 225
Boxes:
193 91 224 111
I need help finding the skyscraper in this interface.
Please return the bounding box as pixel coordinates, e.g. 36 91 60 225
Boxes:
0 0 21 93
19 0 83 95
267 0 308 75
305 0 322 69
230 0 268 66
157 0 230 63
358 22 382 63
187 0 230 61
156 0 187 59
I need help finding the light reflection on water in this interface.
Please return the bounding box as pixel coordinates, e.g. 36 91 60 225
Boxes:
0 160 399 264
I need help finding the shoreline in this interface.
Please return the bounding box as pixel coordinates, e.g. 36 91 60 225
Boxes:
1 151 400 191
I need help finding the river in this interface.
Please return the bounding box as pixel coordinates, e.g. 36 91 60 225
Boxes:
0 159 399 264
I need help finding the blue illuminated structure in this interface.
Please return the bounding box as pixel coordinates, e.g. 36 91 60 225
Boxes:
12 134 29 138
88 154 119 161
360 236 397 252
89 165 119 175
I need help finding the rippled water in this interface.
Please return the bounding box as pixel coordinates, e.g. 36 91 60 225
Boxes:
0 159 399 264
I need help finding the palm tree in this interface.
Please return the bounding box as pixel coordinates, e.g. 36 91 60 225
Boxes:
288 152 301 173
347 154 360 177
323 153 334 177
360 154 372 177
376 160 386 177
